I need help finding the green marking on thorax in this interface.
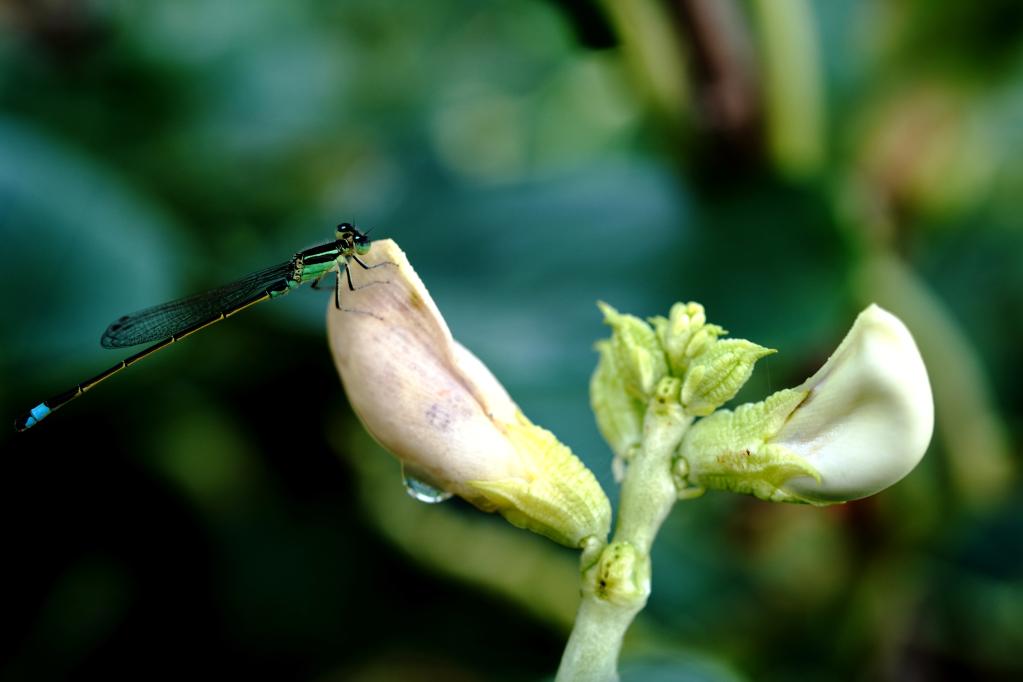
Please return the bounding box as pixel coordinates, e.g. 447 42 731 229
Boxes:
299 260 340 282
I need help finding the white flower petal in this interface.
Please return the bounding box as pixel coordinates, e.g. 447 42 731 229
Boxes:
777 304 934 502
327 239 610 546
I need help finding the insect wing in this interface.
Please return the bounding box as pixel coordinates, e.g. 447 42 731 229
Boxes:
100 261 295 348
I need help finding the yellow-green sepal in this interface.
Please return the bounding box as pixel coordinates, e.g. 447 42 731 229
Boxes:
597 302 668 400
591 339 645 468
685 443 822 503
680 339 776 416
468 412 612 548
677 388 824 503
650 302 725 377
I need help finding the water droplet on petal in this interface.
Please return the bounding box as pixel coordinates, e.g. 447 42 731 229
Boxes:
401 465 453 504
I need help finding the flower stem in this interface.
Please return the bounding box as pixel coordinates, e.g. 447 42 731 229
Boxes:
556 378 692 681
555 587 642 682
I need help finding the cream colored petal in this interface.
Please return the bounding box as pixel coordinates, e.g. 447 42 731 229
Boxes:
328 240 526 502
777 304 934 502
327 239 610 546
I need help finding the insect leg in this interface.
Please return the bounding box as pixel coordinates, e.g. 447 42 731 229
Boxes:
352 255 394 271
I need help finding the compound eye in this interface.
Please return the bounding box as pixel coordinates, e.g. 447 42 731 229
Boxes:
355 241 371 255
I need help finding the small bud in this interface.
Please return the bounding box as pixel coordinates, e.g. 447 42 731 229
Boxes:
679 339 775 417
678 305 934 504
328 240 611 547
597 302 668 400
650 302 725 377
591 339 645 475
583 541 648 605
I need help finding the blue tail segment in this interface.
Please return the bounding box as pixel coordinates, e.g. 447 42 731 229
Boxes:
14 402 51 432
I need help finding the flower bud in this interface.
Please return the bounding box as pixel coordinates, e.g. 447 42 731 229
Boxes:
591 339 645 470
328 240 611 547
678 305 934 504
597 302 668 400
650 302 725 377
773 304 934 503
679 339 775 417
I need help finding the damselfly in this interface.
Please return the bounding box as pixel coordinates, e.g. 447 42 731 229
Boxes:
15 223 375 431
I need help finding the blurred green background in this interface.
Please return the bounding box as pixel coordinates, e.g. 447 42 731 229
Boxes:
2 1 1022 680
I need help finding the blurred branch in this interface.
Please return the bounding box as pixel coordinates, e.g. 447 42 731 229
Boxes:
1 0 104 59
747 0 826 178
598 0 825 178
597 0 691 127
674 0 760 151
